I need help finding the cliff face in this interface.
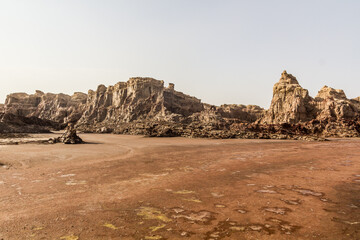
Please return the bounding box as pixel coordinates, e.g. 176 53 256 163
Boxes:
2 77 264 134
76 78 205 131
4 91 87 123
75 78 266 133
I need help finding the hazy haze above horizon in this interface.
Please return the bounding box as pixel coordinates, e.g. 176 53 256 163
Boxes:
0 0 359 108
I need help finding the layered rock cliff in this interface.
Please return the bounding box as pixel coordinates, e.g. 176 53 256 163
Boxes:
75 78 205 132
2 77 264 134
4 91 87 123
72 77 264 133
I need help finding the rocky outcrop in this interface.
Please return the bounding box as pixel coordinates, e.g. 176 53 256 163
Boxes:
261 71 316 124
4 91 87 123
53 123 83 144
75 77 266 133
314 86 359 120
1 77 264 134
261 71 360 125
0 112 60 133
216 104 264 122
76 78 205 132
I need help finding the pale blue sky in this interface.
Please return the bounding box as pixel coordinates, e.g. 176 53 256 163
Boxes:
0 0 359 107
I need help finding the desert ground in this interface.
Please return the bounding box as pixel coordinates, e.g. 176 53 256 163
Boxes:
0 134 359 240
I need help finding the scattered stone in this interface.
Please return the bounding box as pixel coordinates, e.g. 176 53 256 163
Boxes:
235 209 247 214
249 225 263 231
256 189 278 194
292 188 324 197
263 207 291 215
281 199 301 205
171 207 185 214
267 217 301 234
173 210 213 224
211 192 224 198
332 217 360 225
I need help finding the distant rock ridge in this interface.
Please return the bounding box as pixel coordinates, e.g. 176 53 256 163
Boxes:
3 77 264 133
0 112 60 133
4 91 87 123
2 72 360 139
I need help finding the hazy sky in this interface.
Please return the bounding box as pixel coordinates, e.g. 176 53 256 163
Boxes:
0 0 359 108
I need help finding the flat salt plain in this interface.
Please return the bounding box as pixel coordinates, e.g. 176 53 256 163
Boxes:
0 134 359 239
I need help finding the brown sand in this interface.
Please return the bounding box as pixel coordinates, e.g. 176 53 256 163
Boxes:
0 134 359 239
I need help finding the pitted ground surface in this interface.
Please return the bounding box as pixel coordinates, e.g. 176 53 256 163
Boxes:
0 134 359 240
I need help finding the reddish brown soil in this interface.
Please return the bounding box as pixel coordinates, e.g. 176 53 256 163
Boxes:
0 134 359 240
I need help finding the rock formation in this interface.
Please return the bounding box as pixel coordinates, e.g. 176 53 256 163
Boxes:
1 71 360 140
261 71 360 124
75 78 205 132
56 123 83 144
4 91 87 123
216 104 264 122
260 71 316 124
254 71 360 139
314 86 359 120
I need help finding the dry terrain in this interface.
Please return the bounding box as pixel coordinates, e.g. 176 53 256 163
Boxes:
0 134 359 240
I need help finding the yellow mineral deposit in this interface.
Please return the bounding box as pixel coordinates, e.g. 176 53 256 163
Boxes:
173 190 195 194
136 207 172 222
60 235 79 240
102 223 118 230
144 235 163 240
182 197 202 203
149 224 166 232
229 226 246 231
32 226 44 231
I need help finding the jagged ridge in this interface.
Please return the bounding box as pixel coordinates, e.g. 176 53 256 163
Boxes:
2 72 360 139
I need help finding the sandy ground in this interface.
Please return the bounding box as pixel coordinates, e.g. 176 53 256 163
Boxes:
0 134 359 240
